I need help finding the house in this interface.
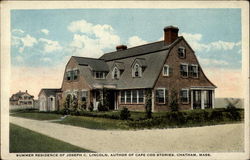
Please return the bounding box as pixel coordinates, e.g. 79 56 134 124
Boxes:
59 26 216 112
9 90 34 109
38 88 62 111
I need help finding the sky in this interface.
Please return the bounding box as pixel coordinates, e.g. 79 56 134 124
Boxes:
11 9 242 98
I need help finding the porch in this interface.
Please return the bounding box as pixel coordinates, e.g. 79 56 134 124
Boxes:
190 87 215 109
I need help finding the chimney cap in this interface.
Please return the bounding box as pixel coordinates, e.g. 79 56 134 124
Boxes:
116 45 127 51
164 25 179 31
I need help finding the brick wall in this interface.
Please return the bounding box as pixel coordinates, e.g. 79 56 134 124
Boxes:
153 38 215 111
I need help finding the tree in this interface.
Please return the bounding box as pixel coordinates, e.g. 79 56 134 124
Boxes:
63 94 72 115
145 89 152 119
169 89 179 112
102 88 111 110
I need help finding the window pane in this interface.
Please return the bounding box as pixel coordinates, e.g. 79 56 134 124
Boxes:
126 91 131 103
138 90 144 103
181 90 188 103
132 90 137 103
121 91 125 103
156 89 165 103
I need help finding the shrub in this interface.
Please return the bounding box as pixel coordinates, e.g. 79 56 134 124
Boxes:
169 89 179 112
120 107 131 120
226 106 241 121
209 110 223 121
98 103 109 112
186 109 209 122
88 102 94 112
145 90 152 119
166 111 186 124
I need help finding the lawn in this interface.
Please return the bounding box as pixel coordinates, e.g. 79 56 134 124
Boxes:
56 116 128 130
11 112 61 120
9 123 93 152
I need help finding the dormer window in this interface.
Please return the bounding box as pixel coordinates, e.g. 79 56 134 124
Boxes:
112 67 120 79
132 63 142 78
178 47 186 58
95 71 106 79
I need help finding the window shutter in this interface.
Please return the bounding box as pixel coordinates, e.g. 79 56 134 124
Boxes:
168 67 172 76
139 66 142 77
165 89 168 104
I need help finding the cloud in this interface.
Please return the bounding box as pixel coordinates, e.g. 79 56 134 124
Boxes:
41 57 52 62
127 36 147 47
67 19 120 57
41 29 49 35
12 29 25 34
13 34 38 53
180 32 241 52
39 38 62 53
198 57 229 66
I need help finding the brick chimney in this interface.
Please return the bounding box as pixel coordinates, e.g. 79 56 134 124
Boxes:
116 45 127 51
164 26 179 45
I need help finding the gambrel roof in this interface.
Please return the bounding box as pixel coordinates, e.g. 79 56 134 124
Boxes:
73 56 109 72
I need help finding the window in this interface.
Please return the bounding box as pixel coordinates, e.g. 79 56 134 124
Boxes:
121 91 125 103
180 89 189 103
155 88 166 104
112 67 120 79
138 90 144 103
81 90 88 102
190 64 198 78
163 65 169 76
73 70 79 80
66 71 71 81
66 69 79 81
120 90 144 104
178 47 186 58
132 90 137 103
180 64 188 77
132 63 142 78
126 91 132 103
95 72 106 79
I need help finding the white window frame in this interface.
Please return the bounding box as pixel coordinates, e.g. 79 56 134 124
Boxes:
112 67 120 79
132 63 142 78
180 88 189 103
178 47 186 58
190 64 198 78
162 64 169 76
120 90 144 104
81 89 88 102
155 88 166 104
95 71 106 79
180 63 189 78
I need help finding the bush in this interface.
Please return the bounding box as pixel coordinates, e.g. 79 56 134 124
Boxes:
186 109 209 122
88 102 94 112
209 110 223 121
226 106 241 121
166 112 186 124
120 107 131 120
98 103 109 112
145 90 152 119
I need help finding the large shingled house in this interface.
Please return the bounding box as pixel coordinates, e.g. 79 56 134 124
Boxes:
56 26 216 112
9 90 34 109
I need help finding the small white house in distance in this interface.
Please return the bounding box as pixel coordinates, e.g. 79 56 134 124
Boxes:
38 88 61 111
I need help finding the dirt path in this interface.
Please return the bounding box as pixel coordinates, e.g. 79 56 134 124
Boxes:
10 116 244 152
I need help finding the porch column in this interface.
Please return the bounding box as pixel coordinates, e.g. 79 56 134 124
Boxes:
151 89 155 112
212 90 215 109
100 90 103 105
190 90 193 110
201 91 205 109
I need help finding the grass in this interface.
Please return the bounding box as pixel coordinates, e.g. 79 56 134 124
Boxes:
9 123 93 152
11 112 61 120
56 116 128 130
